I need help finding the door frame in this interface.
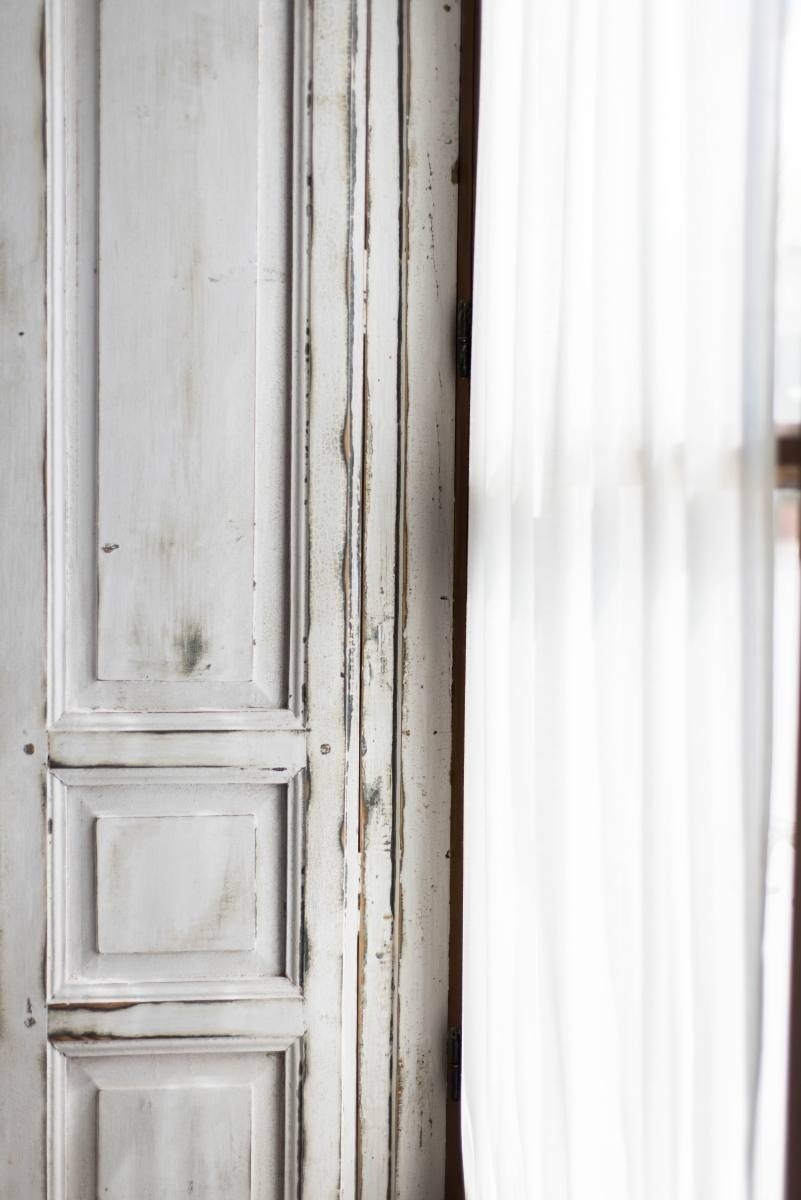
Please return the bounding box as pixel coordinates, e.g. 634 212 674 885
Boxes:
355 0 462 1195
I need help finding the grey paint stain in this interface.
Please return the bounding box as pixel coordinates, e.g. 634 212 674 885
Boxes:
175 621 208 675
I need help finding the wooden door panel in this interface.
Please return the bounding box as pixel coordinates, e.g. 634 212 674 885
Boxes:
49 769 302 1002
50 1039 299 1198
95 0 264 686
0 0 364 1193
50 0 302 725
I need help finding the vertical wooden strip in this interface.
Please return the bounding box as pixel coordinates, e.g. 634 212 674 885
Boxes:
358 1 403 1194
785 493 801 1199
304 0 366 1193
395 0 460 1195
446 1 479 1194
0 2 48 1194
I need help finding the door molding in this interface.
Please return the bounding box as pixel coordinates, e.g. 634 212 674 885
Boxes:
357 1 460 1195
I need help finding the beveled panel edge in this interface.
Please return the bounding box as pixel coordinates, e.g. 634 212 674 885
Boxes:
51 978 304 1005
48 1032 303 1200
46 0 312 730
47 765 306 1003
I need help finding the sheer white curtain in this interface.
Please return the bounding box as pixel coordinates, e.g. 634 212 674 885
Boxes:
462 3 782 1198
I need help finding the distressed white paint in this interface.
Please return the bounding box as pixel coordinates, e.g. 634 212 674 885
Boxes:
304 0 366 1193
394 1 459 1194
2 0 460 1192
95 0 267 684
0 3 48 1195
356 1 460 1195
1 0 366 1193
357 1 403 1196
95 815 257 954
96 1086 254 1199
49 769 301 1001
48 1000 307 1042
48 729 307 768
49 0 302 725
49 1038 298 1199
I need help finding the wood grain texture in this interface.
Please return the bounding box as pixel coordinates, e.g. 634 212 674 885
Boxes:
0 2 48 1194
395 0 460 1194
357 1 460 1195
303 0 366 1192
357 0 403 1194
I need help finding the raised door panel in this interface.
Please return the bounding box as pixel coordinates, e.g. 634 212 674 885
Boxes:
49 0 306 728
49 769 302 1001
50 1039 299 1199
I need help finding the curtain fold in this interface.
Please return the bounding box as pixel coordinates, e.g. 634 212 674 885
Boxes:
462 3 782 1197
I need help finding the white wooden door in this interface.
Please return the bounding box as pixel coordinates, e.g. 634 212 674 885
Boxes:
0 1 362 1195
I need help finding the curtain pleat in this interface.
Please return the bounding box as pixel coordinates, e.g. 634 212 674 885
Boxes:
462 3 781 1197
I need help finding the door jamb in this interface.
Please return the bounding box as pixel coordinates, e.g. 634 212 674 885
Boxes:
446 1 479 1194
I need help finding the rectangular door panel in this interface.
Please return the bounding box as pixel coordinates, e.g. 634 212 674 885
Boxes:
96 0 261 686
49 769 302 1002
49 0 305 728
50 1038 299 1199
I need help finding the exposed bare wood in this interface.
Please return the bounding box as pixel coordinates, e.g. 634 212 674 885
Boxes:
394 1 460 1194
304 0 366 1192
48 1001 307 1040
357 1 403 1193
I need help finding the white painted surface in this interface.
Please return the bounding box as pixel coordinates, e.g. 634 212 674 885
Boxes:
95 0 265 684
2 0 459 1192
50 769 298 1001
356 1 460 1195
50 0 300 724
303 1 366 1193
97 1085 254 1200
1 0 367 1193
358 0 403 1193
395 2 459 1194
50 1039 295 1199
0 3 48 1195
96 814 257 954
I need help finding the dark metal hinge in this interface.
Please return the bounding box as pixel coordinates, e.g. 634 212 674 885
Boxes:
447 1025 462 1102
456 299 472 380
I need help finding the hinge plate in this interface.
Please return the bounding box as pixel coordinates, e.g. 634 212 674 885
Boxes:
456 299 472 380
447 1025 462 1102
